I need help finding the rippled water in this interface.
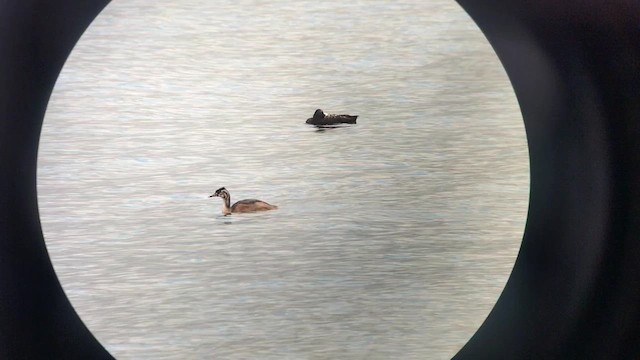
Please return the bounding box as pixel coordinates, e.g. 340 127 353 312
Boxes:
38 1 529 359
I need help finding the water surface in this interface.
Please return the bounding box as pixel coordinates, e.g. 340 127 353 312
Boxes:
38 1 529 359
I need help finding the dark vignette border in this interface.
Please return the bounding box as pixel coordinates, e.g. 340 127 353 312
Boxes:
1 1 639 359
0 1 113 359
454 1 640 359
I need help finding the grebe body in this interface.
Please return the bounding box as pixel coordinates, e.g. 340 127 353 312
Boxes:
209 187 277 215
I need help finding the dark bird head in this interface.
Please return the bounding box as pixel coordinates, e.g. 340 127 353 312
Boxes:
313 109 326 120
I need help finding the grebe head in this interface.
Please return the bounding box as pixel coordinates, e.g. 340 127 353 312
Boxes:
210 187 230 199
313 109 326 120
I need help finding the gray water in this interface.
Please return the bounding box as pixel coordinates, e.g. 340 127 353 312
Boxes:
37 1 529 359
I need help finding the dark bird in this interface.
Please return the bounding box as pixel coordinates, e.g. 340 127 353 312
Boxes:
305 109 358 126
209 187 278 215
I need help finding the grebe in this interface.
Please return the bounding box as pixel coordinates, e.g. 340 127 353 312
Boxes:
209 187 278 215
305 109 358 126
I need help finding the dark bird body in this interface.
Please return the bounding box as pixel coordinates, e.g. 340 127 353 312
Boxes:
209 187 277 215
306 109 358 126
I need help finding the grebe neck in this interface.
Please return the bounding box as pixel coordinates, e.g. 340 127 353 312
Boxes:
222 194 231 215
